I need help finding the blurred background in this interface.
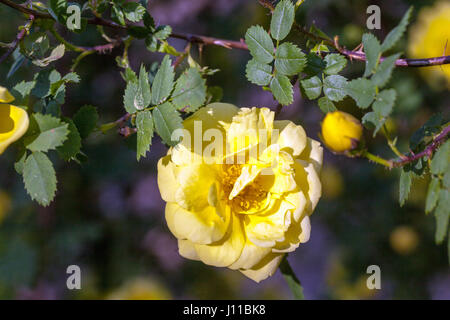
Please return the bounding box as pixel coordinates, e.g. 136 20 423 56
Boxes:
0 0 449 299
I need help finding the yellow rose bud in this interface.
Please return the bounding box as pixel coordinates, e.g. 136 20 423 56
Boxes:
0 86 29 155
321 111 363 153
157 103 323 282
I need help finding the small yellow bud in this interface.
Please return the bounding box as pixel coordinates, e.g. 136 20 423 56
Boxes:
321 111 363 153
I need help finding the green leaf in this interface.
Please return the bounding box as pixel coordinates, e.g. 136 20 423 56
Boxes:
111 4 125 25
136 110 154 161
57 118 82 161
127 26 149 39
31 69 52 98
431 140 449 175
152 102 183 146
409 113 443 151
13 80 36 99
300 76 322 100
270 0 295 41
73 105 99 139
151 55 174 105
172 68 207 112
317 96 336 113
270 74 293 106
153 25 172 41
275 42 306 76
123 65 151 113
399 169 412 207
23 152 57 206
425 178 440 214
24 113 69 152
346 78 376 109
245 25 274 64
324 54 347 75
371 54 400 87
362 33 381 77
435 189 450 244
246 59 272 86
48 0 67 23
122 2 146 22
381 7 413 53
279 256 304 300
323 75 347 102
304 53 326 77
373 89 396 118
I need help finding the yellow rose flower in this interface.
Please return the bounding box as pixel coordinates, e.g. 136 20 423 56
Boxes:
408 1 450 89
321 111 363 153
0 86 29 155
107 277 171 300
157 103 322 282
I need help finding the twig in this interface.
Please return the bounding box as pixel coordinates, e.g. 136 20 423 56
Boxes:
0 14 34 64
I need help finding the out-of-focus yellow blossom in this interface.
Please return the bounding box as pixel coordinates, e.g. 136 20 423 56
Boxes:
390 226 419 255
321 165 344 199
0 191 11 224
321 111 363 153
107 277 171 300
0 86 29 155
158 103 323 282
408 1 450 90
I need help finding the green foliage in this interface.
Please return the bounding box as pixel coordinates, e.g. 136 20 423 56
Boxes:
275 42 306 76
345 78 376 109
24 113 69 152
246 59 272 86
270 0 295 41
23 151 57 206
371 54 400 87
323 75 347 102
380 7 413 53
300 76 322 100
73 105 99 139
399 169 412 207
136 110 154 161
172 68 207 112
245 26 274 64
153 102 183 146
270 74 293 106
317 96 336 113
151 55 174 105
362 33 381 77
323 54 347 75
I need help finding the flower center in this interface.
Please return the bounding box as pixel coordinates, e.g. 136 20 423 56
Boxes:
221 164 268 214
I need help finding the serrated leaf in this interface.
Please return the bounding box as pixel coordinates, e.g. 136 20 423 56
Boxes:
152 102 182 146
381 7 413 53
13 81 35 99
435 189 450 244
23 152 57 206
346 78 376 109
324 54 347 75
304 53 326 77
270 0 295 41
24 113 69 152
300 76 322 100
323 75 347 102
56 118 82 161
362 33 381 77
153 25 172 41
245 25 274 64
111 4 125 25
373 89 396 117
127 26 149 39
246 59 272 86
172 68 206 112
431 140 450 175
426 178 441 214
372 54 400 87
399 169 412 207
151 55 174 105
275 42 306 76
409 114 443 151
31 70 51 98
136 110 154 161
317 96 336 113
122 2 146 22
73 105 99 139
270 74 293 106
123 66 151 113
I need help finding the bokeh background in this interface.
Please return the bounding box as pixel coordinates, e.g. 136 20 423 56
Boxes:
0 0 449 299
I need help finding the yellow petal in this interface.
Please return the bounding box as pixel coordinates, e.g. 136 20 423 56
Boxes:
275 121 307 156
240 253 284 283
229 165 262 200
298 138 323 174
293 160 322 215
178 239 200 261
165 202 230 245
272 215 311 253
0 105 29 155
194 214 245 267
0 87 14 103
157 155 179 203
229 240 272 270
